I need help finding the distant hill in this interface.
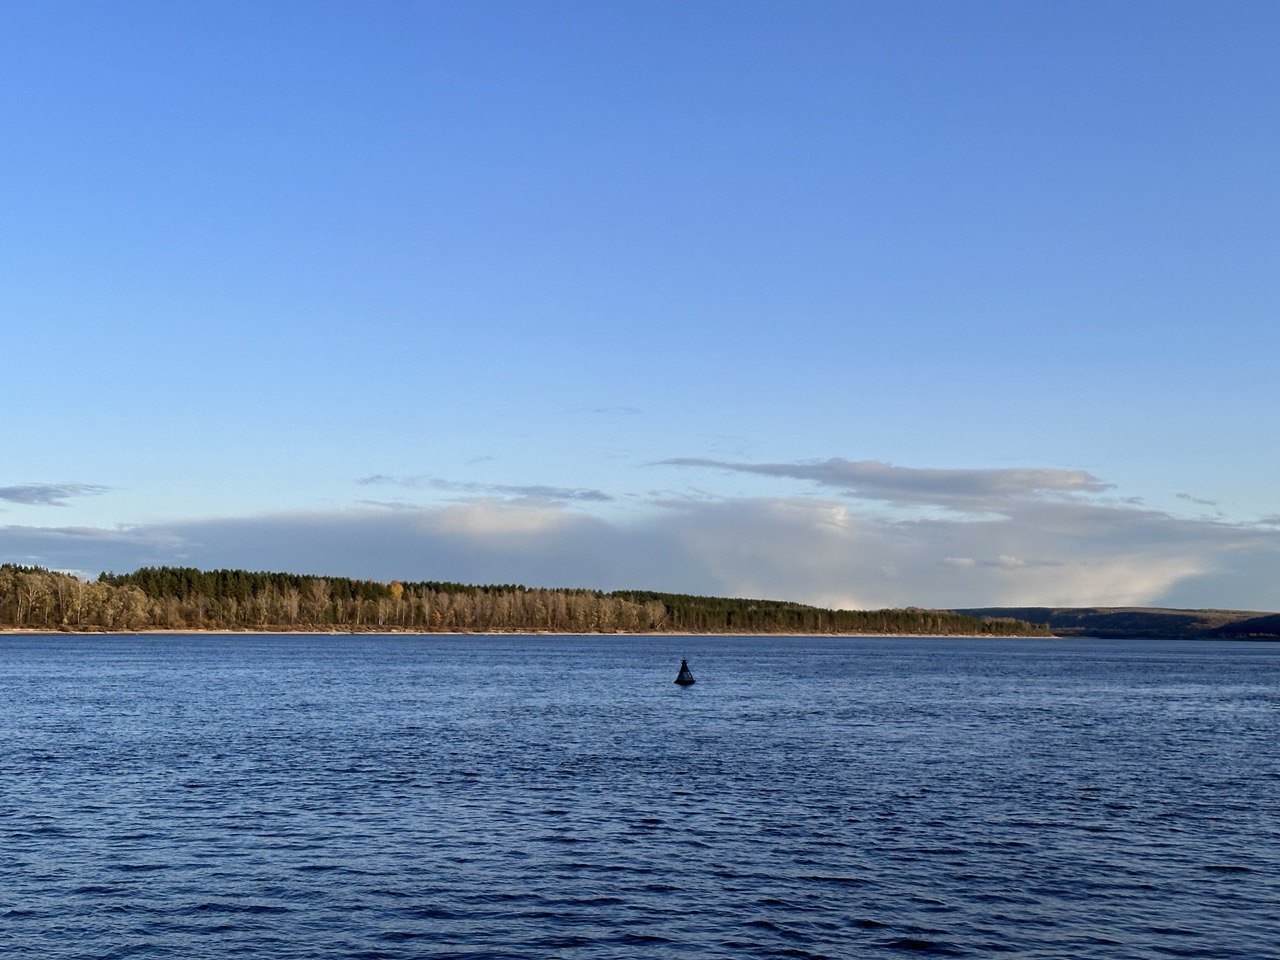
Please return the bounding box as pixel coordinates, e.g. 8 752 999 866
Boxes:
955 607 1280 640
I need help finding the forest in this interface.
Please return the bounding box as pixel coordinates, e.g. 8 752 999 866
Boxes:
0 564 1049 636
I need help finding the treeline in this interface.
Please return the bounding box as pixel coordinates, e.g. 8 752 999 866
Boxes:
0 564 1048 636
611 590 1043 635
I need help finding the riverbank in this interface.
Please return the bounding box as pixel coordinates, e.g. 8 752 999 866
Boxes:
0 626 1055 639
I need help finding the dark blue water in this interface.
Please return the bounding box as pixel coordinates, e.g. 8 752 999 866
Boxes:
1 635 1277 959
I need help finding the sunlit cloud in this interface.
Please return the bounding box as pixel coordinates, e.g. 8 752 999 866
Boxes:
431 499 582 538
2 457 1275 610
3 488 1278 610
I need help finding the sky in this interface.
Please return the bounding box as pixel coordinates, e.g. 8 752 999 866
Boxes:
3 1 1279 610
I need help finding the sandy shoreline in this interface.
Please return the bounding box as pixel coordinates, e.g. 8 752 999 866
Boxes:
0 627 1053 639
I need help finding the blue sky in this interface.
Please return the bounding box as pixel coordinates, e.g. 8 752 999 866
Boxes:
3 1 1279 609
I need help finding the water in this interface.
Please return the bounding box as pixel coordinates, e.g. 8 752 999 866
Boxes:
1 634 1277 959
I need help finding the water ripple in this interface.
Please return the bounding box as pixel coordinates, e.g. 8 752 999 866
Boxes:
0 633 1277 958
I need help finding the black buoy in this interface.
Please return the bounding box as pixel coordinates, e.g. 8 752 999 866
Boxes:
675 658 695 685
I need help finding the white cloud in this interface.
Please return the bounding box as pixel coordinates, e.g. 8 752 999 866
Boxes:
978 555 1209 607
3 462 1278 610
430 500 582 538
2 494 1275 609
